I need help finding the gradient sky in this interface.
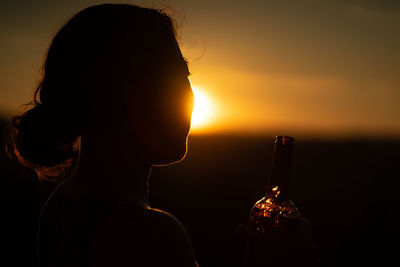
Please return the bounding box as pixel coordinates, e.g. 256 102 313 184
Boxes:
1 0 399 137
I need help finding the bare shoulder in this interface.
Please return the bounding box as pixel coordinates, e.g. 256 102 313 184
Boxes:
88 205 198 267
145 208 191 238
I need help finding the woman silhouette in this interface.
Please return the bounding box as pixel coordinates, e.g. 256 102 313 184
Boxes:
9 4 197 267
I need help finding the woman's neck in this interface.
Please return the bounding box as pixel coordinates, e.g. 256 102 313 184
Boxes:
70 133 152 208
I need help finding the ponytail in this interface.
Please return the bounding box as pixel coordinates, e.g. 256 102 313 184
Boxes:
7 103 80 182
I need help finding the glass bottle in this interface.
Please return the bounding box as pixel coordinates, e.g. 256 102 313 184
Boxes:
249 136 301 232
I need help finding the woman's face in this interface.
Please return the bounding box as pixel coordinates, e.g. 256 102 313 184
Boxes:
129 41 194 165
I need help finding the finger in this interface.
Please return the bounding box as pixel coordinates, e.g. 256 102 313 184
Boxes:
237 224 281 244
236 224 247 238
297 217 313 240
299 217 312 230
236 224 258 240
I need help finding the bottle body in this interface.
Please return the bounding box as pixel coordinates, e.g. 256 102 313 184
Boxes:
249 136 300 232
249 190 300 232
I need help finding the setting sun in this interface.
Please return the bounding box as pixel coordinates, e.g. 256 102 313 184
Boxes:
190 88 213 130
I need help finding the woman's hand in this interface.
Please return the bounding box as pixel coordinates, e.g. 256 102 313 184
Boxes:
237 218 319 267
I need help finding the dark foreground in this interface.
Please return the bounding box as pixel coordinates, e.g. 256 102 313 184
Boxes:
1 125 399 266
153 135 400 267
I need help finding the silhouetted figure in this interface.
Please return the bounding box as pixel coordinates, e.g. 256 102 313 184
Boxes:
8 4 196 267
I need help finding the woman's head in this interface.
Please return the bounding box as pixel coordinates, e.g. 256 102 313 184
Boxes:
9 4 194 180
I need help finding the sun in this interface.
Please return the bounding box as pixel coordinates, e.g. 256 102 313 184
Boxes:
191 88 212 129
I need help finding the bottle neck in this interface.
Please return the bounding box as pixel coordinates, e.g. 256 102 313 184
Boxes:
266 139 293 199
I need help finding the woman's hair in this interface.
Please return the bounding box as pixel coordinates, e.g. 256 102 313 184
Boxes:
6 4 178 181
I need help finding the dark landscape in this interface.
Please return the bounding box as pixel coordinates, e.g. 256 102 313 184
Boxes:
1 118 399 266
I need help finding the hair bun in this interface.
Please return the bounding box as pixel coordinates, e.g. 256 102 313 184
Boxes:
14 104 77 167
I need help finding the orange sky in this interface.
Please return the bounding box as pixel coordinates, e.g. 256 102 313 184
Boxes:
1 0 399 138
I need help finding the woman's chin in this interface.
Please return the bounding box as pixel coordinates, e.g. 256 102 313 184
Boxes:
151 143 188 166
